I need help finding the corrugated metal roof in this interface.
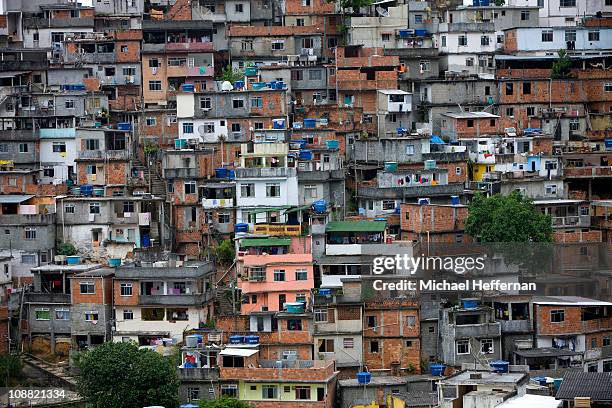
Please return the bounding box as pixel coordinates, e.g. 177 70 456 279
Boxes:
0 195 34 204
556 371 612 401
240 238 291 247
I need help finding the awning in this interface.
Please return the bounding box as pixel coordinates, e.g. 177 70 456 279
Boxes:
430 135 445 145
284 204 311 214
219 348 259 357
0 194 34 204
326 221 386 233
240 238 291 248
0 71 30 78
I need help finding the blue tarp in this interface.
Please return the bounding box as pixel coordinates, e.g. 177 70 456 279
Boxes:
430 135 445 144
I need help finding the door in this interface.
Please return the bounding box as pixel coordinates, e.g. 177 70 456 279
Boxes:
279 294 286 311
317 387 325 401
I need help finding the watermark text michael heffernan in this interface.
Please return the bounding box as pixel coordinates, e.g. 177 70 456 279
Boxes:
371 279 536 292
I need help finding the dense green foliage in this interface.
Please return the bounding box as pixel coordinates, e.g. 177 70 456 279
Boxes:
0 355 22 386
215 240 236 264
465 192 553 242
76 342 179 408
217 65 244 84
56 242 77 256
200 397 251 408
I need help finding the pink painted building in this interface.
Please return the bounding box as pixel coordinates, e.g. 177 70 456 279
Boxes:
238 252 314 314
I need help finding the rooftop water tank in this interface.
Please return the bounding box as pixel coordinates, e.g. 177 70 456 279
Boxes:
357 372 372 385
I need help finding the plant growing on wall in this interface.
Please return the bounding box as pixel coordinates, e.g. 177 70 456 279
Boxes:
550 49 573 79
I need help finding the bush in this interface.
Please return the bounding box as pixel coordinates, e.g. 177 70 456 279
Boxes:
56 242 77 256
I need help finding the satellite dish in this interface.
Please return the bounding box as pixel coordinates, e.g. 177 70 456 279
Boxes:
221 81 233 92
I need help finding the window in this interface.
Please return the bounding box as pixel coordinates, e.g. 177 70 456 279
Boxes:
406 315 416 327
302 38 313 48
266 183 280 197
262 385 277 399
370 340 379 353
85 139 100 150
296 293 306 302
542 30 553 42
241 40 253 51
343 338 354 348
405 145 415 155
551 310 565 323
231 123 241 133
21 254 36 265
441 36 446 47
467 119 474 128
85 311 99 322
274 269 285 282
296 18 305 26
465 57 474 67
309 70 322 80
605 83 612 92
560 0 575 6
232 98 244 109
505 83 514 96
428 326 435 333
123 67 136 76
89 202 100 214
55 309 69 320
120 283 133 296
314 308 328 323
527 106 536 116
545 184 558 196
506 107 514 117
187 387 200 401
64 204 75 214
35 309 50 321
218 213 230 224
272 40 284 50
23 227 36 240
523 82 531 95
458 35 467 46
254 122 264 130
457 340 470 355
200 97 211 110
51 142 67 153
79 281 95 295
588 30 600 42
287 319 302 330
221 385 237 398
481 36 490 46
148 81 162 91
604 337 611 347
185 181 196 195
569 119 580 131
168 57 186 67
381 33 391 42
251 96 263 108
304 185 317 199
565 30 576 42
145 117 157 127
123 309 133 320
520 10 530 20
419 60 430 72
235 3 243 12
481 338 494 354
19 143 28 153
295 387 310 400
367 315 377 328
318 339 334 353
148 58 159 68
179 123 195 136
241 183 255 198
295 269 308 281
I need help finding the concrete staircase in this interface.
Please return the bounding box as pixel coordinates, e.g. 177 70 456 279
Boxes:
132 157 166 198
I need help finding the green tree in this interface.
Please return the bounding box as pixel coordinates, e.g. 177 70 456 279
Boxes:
56 242 77 256
329 0 372 12
465 191 553 243
550 49 573 79
0 355 22 386
200 396 251 408
76 342 179 408
215 240 235 264
217 65 244 84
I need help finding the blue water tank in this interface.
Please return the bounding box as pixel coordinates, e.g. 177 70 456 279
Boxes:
326 140 339 149
142 234 151 248
553 378 562 390
228 169 236 180
490 361 509 373
215 168 228 179
81 184 94 196
275 81 285 90
312 200 327 213
304 118 316 129
532 377 547 386
299 150 313 160
235 223 249 233
245 335 260 344
414 29 427 37
462 299 478 309
318 288 332 296
234 81 245 90
430 364 445 376
109 258 121 268
273 119 285 129
181 84 195 92
357 372 372 385
451 196 460 205
117 122 131 131
229 335 244 344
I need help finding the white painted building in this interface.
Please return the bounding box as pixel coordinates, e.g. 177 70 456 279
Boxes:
177 118 229 143
39 128 77 183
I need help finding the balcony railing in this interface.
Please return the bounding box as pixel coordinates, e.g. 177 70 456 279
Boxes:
163 168 199 179
235 167 297 178
77 150 130 160
551 215 590 228
253 224 301 236
564 166 612 178
139 293 210 306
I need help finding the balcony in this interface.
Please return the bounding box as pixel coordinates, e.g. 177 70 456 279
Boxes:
139 293 211 306
358 183 464 199
253 224 301 236
186 66 215 77
166 42 214 52
177 367 219 381
202 198 234 209
163 168 198 179
220 360 334 381
76 150 130 161
564 166 612 178
234 167 297 179
499 319 532 334
551 215 590 228
298 169 344 182
453 322 501 339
